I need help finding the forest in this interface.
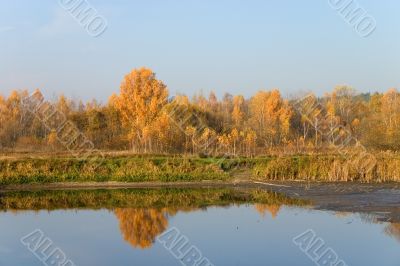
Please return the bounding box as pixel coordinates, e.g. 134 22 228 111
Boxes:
1 67 399 156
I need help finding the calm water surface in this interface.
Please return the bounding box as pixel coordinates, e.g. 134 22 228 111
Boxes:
0 188 399 266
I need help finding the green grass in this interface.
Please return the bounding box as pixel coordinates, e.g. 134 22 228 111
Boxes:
0 156 231 185
1 152 400 185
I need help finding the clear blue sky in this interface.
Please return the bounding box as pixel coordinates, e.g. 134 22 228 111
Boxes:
0 0 399 102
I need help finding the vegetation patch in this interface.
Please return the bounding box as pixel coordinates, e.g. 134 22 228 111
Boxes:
1 153 400 185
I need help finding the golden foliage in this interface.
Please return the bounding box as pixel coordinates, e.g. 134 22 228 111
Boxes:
254 204 281 218
114 68 168 152
2 69 400 159
114 208 170 249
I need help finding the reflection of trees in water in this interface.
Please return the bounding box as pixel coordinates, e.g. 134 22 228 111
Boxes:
334 211 351 218
114 208 170 249
254 204 281 218
385 223 400 242
114 207 198 249
115 205 284 250
358 213 400 243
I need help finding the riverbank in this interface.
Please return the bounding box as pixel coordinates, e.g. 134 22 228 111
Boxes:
1 153 400 186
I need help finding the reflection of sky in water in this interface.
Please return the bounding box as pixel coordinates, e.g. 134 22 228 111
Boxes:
0 206 399 266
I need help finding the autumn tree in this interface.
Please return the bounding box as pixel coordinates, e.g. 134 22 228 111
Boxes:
228 128 240 155
232 95 245 129
249 89 292 148
2 68 399 155
361 88 400 149
114 68 168 152
243 129 257 156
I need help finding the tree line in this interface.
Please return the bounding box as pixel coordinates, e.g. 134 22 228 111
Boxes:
1 67 399 155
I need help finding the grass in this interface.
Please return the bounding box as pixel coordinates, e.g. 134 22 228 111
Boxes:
1 152 400 185
252 153 400 183
0 156 230 185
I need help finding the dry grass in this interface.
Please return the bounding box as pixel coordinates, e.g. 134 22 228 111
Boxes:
253 152 400 183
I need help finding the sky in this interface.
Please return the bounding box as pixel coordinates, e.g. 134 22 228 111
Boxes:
0 0 399 102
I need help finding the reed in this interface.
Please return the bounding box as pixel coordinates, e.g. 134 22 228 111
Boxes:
253 152 400 183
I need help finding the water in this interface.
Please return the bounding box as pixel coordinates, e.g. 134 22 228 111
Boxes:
0 188 399 266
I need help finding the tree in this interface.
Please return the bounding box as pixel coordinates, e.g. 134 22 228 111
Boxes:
228 128 240 155
208 91 218 113
185 126 196 153
244 129 257 156
331 85 356 125
279 100 292 144
232 95 245 129
115 68 168 152
47 129 58 150
249 90 289 148
198 127 216 153
381 88 400 132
